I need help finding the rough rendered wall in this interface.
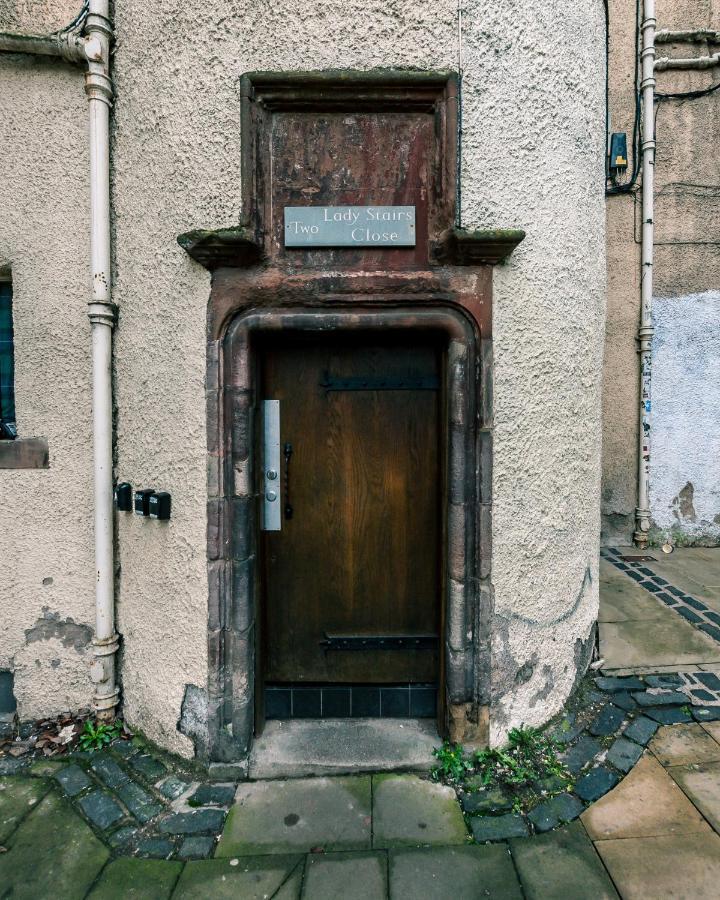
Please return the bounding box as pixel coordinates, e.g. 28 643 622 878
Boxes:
0 50 94 718
462 3 606 741
112 0 605 753
649 292 720 543
603 0 720 546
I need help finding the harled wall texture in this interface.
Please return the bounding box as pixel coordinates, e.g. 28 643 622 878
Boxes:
0 49 94 718
1 0 606 754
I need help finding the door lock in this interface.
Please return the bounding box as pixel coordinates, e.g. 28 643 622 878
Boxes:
262 400 281 531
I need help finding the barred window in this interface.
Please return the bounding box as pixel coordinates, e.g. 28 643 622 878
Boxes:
0 279 16 439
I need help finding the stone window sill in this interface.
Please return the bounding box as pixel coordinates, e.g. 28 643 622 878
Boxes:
0 437 49 469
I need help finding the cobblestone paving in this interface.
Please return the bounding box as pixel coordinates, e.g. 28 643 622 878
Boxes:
602 546 720 646
3 720 720 897
0 736 234 862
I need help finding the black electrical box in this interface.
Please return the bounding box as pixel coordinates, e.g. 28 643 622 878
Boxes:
115 482 132 512
609 132 628 174
134 489 155 517
149 491 171 520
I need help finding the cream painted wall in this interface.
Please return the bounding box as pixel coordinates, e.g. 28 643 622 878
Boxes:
0 50 95 719
1 0 606 754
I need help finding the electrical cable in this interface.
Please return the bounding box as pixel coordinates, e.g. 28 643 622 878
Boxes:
607 0 643 195
656 79 720 101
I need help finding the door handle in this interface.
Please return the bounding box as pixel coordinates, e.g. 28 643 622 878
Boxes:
262 400 281 531
284 442 294 520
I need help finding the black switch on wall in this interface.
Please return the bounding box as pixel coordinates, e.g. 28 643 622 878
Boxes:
115 482 132 511
134 489 155 517
149 492 171 520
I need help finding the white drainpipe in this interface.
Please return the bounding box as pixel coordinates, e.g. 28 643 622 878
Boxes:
634 0 656 547
0 3 119 718
655 53 720 71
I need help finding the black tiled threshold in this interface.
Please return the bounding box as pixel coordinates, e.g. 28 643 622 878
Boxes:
265 683 437 719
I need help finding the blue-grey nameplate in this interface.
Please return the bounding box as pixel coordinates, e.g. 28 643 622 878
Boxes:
284 206 415 247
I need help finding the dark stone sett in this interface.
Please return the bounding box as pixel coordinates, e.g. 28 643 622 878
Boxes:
595 676 644 692
691 689 715 703
55 764 91 797
697 672 720 691
129 754 167 782
117 781 164 823
692 707 720 723
136 837 175 859
189 783 236 807
683 596 707 611
644 674 683 689
462 787 513 815
700 624 720 642
527 794 584 833
159 776 189 801
574 767 619 803
606 737 643 773
641 582 662 593
678 607 703 625
611 692 637 712
589 705 625 737
666 586 686 597
633 690 687 707
471 814 529 842
78 789 124 830
645 707 693 725
561 735 602 775
178 835 215 859
91 755 130 790
157 809 226 835
623 715 659 746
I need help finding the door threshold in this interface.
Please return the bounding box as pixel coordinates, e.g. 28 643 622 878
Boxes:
248 718 439 780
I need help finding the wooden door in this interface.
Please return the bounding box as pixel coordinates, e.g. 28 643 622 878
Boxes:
260 332 441 687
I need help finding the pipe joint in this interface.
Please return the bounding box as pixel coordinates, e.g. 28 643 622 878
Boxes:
84 70 113 105
87 301 117 327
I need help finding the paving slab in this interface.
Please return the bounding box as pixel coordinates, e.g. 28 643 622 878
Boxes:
249 718 437 778
510 822 619 899
87 858 183 898
599 563 671 622
599 617 720 670
173 855 303 899
667 762 720 832
216 776 371 856
581 754 710 841
701 720 720 743
0 776 50 843
596 832 720 900
301 850 387 899
649 724 720 766
389 844 523 899
0 791 109 899
274 860 304 899
371 773 467 848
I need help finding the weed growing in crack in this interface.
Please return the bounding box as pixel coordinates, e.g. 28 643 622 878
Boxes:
78 719 125 752
432 726 572 816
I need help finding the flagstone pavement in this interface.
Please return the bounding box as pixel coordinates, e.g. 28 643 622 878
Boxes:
1 548 720 898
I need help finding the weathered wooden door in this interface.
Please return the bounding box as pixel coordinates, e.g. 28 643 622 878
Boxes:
260 332 441 702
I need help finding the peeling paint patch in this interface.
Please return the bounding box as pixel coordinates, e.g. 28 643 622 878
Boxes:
671 482 697 523
515 655 537 686
528 664 554 708
178 683 209 760
24 610 92 652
